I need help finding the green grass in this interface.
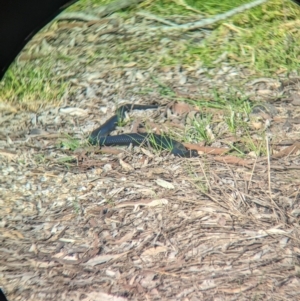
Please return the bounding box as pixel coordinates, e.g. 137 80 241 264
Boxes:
146 132 177 154
1 0 299 108
187 0 251 12
139 78 264 156
183 0 300 74
67 0 111 11
59 135 82 151
0 60 68 109
72 197 81 214
186 113 214 144
151 85 260 156
187 96 252 140
145 0 300 74
242 133 266 156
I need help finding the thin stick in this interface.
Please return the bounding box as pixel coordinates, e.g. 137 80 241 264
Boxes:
247 143 261 192
265 136 272 196
266 136 284 219
198 158 211 192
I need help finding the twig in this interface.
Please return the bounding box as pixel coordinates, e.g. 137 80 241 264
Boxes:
247 144 261 192
265 136 284 220
265 136 272 196
198 158 212 192
225 162 248 209
151 0 269 31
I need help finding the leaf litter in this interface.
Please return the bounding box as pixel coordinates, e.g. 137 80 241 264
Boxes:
1 7 300 301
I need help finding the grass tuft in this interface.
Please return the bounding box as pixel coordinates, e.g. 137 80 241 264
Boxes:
0 61 68 110
180 0 300 74
1 0 299 107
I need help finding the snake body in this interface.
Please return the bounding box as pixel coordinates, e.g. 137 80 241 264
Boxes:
89 104 197 157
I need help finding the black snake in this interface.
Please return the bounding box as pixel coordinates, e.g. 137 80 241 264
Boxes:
89 104 198 157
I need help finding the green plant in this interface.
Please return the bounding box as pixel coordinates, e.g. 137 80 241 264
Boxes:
186 113 214 144
34 154 46 164
72 197 81 214
0 63 68 108
58 135 81 151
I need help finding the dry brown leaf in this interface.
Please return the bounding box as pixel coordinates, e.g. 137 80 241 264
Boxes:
171 102 196 115
0 229 24 239
199 279 216 290
0 102 18 113
115 199 168 211
84 252 128 266
119 159 134 171
214 155 254 166
291 93 300 106
259 228 290 236
112 232 135 245
272 142 300 158
100 147 123 155
59 107 88 116
140 147 154 157
131 119 140 133
46 226 68 242
0 149 18 160
57 22 85 30
147 198 169 206
29 260 58 268
251 121 263 130
220 285 256 294
86 34 98 42
81 292 127 301
217 215 227 227
18 53 49 61
141 246 168 257
155 178 175 189
123 62 137 67
183 143 229 155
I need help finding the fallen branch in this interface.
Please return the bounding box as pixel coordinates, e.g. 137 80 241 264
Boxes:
152 0 269 31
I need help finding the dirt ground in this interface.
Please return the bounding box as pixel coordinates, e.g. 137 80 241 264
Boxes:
1 12 300 301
